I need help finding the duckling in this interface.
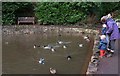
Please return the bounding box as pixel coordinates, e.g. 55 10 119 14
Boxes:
79 44 83 47
67 55 72 60
50 68 56 74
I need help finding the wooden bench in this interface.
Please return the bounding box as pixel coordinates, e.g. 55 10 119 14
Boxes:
18 17 35 25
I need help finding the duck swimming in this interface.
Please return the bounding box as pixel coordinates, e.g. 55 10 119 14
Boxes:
38 58 45 64
63 45 67 49
34 45 40 48
57 41 64 44
42 45 52 50
34 45 37 48
42 44 60 52
67 55 72 60
79 44 83 47
50 68 56 74
51 47 55 52
83 35 90 42
57 41 71 45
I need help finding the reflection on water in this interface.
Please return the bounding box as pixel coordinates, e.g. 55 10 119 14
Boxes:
2 32 93 74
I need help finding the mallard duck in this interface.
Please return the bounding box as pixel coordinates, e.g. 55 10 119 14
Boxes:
50 68 56 74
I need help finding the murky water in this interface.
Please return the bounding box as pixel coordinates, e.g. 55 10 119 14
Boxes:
2 32 93 74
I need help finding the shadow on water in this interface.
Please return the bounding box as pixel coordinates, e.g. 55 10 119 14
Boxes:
2 32 94 74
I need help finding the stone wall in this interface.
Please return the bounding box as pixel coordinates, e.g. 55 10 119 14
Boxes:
86 33 100 74
2 25 99 35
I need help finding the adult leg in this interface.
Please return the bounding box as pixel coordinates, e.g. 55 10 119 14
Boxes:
110 39 116 52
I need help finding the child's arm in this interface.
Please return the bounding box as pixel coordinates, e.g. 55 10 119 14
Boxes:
98 43 102 49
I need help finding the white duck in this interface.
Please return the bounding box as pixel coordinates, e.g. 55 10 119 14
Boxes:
34 45 37 48
50 68 56 74
42 45 51 50
84 36 90 42
57 41 71 45
57 41 64 44
79 44 83 47
84 36 88 39
63 45 67 49
51 48 55 52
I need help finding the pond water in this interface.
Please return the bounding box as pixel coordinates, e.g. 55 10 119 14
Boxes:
2 31 94 74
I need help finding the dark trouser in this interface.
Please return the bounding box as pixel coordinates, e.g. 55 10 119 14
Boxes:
108 39 116 50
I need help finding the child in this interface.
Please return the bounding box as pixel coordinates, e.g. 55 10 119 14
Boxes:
101 24 110 48
101 24 107 35
98 35 108 58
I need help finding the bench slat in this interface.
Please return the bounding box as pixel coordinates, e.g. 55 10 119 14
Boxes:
18 17 35 25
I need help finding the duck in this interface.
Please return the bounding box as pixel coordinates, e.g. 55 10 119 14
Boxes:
79 44 83 47
84 36 89 39
34 45 37 48
57 41 64 44
38 58 45 64
42 45 51 50
51 47 55 52
50 68 56 74
67 55 72 60
84 35 90 42
34 45 41 48
63 45 67 49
